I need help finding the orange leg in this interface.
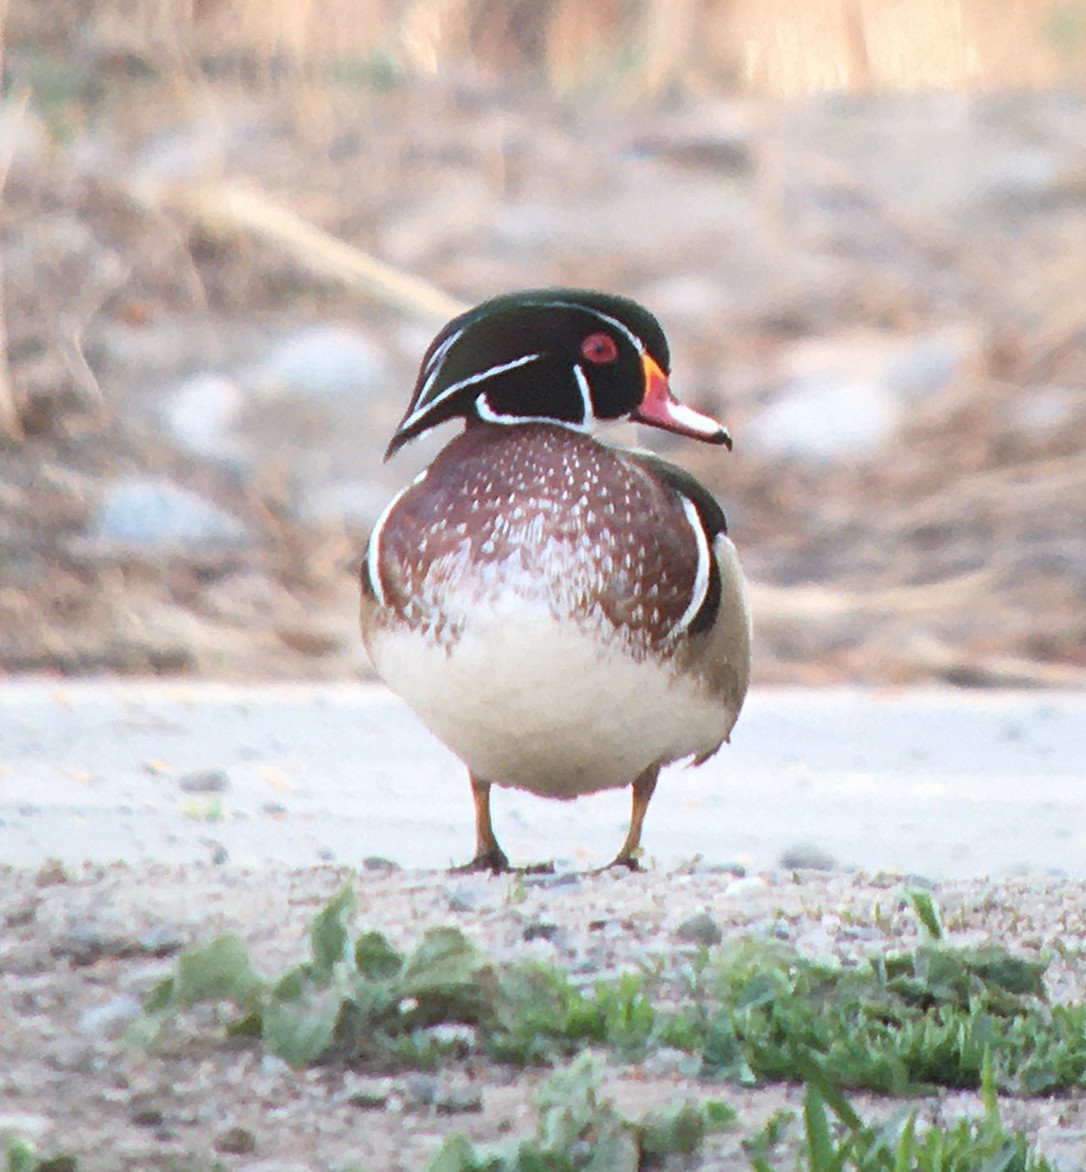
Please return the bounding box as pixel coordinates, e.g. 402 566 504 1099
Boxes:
608 766 659 871
452 773 510 874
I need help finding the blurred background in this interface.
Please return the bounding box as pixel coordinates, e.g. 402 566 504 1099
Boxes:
1 0 1083 687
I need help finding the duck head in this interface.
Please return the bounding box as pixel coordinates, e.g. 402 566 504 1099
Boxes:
385 288 731 459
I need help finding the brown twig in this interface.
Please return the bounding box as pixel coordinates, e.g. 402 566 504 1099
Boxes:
133 181 469 323
749 568 995 632
905 638 1086 689
0 75 28 442
55 250 130 424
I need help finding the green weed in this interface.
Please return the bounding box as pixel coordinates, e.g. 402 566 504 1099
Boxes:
4 1136 78 1172
139 886 497 1067
748 1053 1058 1171
139 885 1085 1101
661 930 1063 1094
489 964 658 1065
425 1052 735 1171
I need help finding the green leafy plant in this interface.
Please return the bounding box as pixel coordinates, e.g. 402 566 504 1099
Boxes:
4 1136 78 1172
140 885 497 1066
425 1053 735 1171
488 964 659 1065
660 932 1058 1094
140 885 1086 1101
905 888 944 941
749 1052 1058 1171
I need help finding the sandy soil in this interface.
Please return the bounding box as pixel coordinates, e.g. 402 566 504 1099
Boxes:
2 681 1085 878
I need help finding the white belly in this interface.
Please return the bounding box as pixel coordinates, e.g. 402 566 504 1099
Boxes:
367 598 734 798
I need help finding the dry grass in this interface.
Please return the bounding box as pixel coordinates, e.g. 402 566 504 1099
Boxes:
133 181 469 321
0 0 26 441
55 0 1086 102
3 1 1083 683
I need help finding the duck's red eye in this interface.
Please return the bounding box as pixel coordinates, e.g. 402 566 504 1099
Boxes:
580 332 619 365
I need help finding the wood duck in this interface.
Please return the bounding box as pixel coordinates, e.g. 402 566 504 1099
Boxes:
361 289 751 872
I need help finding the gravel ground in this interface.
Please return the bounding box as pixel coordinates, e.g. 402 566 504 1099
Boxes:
3 861 1086 1170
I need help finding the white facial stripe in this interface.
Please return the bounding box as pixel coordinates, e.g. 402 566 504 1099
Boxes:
417 325 465 402
366 473 425 608
530 300 646 354
579 306 644 353
670 495 711 639
400 352 543 434
572 363 593 424
412 328 466 419
475 391 590 433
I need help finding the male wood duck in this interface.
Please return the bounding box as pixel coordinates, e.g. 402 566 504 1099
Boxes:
361 289 751 872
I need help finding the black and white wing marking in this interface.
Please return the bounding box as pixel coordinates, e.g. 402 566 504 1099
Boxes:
622 448 728 639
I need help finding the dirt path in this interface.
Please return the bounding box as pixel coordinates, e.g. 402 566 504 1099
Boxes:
2 680 1085 876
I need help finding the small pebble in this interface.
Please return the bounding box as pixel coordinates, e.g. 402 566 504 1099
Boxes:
4 901 37 928
723 875 768 899
362 856 401 873
435 1086 484 1115
639 1046 695 1077
258 323 390 400
92 476 249 551
675 911 723 947
404 1073 438 1107
30 1157 77 1172
260 1055 291 1078
137 924 184 956
346 1083 391 1111
523 870 580 890
523 921 559 942
425 1024 477 1048
54 924 121 966
35 859 70 887
162 371 247 463
178 769 229 794
446 880 497 912
770 919 792 940
215 1126 257 1155
78 994 143 1040
0 1113 51 1142
779 843 837 871
707 861 747 876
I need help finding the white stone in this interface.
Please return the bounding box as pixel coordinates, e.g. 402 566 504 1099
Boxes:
93 477 249 550
256 324 390 400
162 372 248 463
747 328 972 462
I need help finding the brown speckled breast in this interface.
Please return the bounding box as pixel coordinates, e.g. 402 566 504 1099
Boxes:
368 423 703 653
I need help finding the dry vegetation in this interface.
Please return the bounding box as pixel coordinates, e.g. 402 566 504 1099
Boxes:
45 0 1086 98
0 1 1083 684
